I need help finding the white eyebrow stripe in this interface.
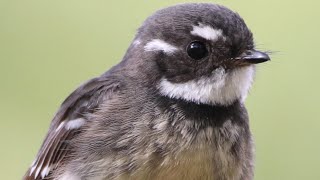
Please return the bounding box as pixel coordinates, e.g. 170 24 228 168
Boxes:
144 39 178 54
191 24 225 42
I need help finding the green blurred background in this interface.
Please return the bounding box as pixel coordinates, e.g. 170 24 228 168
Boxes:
1 0 319 179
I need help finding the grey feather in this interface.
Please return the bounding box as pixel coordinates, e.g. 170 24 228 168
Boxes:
23 3 267 180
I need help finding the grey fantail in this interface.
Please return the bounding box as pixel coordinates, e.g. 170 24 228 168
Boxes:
24 3 270 180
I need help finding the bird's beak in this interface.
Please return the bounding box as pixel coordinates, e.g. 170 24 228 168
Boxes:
235 50 270 64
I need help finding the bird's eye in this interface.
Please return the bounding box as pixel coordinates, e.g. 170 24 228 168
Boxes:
187 41 208 60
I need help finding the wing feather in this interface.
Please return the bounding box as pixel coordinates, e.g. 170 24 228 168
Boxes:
24 76 121 180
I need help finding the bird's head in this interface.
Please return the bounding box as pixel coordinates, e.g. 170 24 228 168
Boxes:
123 3 270 106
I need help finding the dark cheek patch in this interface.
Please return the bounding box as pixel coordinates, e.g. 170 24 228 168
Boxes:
155 52 197 83
155 49 225 83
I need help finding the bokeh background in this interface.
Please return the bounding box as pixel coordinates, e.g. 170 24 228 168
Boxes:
1 0 319 179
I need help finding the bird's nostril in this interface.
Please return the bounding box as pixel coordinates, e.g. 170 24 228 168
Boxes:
246 51 253 55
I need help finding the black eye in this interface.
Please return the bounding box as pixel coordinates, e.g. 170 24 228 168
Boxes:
187 41 208 60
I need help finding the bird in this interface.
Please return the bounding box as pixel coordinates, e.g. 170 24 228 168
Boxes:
24 3 270 180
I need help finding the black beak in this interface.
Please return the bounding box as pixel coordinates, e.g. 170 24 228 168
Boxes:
235 50 270 64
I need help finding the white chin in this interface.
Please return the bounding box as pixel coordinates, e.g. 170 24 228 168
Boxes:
158 66 255 106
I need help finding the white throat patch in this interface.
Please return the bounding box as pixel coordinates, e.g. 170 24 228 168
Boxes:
158 66 255 105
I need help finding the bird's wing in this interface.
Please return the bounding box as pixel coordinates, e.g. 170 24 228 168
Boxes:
24 76 121 180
